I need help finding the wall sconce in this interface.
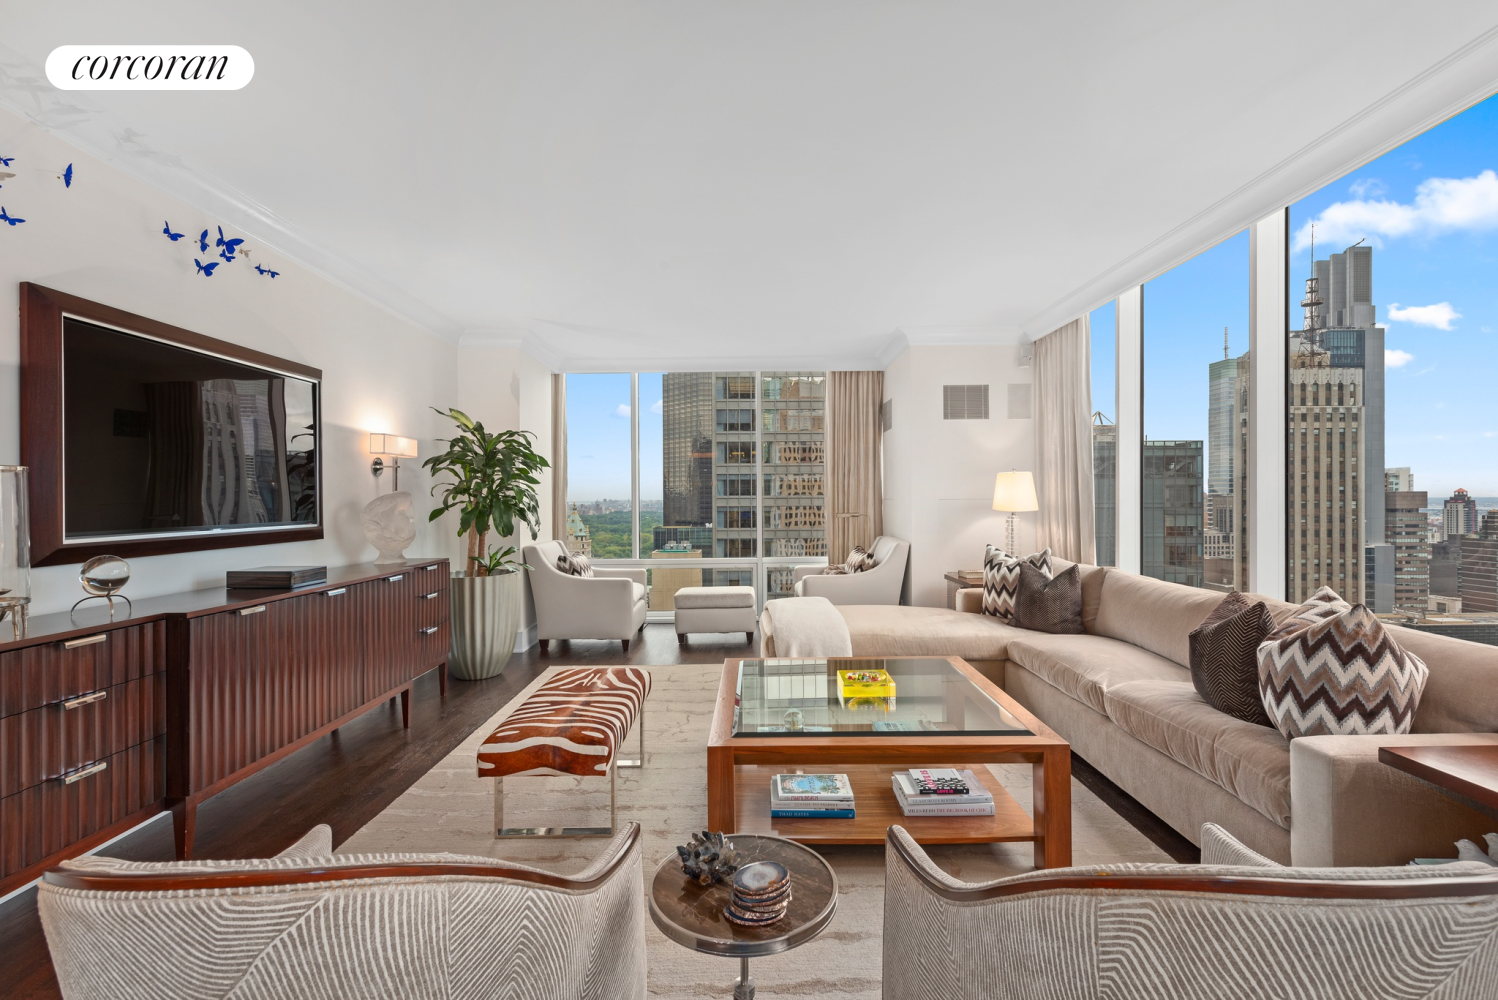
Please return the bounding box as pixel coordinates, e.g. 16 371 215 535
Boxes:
370 434 418 491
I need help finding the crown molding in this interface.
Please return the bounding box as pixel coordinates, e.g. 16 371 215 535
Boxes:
0 46 465 344
1021 21 1498 339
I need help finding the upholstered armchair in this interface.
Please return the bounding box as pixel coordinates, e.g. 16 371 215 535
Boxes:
525 539 648 651
883 822 1498 999
40 822 646 1000
792 535 909 605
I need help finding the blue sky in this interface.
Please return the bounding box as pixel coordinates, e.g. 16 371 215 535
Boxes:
1102 91 1498 497
565 372 665 502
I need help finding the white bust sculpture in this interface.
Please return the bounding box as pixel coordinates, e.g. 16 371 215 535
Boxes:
362 491 417 564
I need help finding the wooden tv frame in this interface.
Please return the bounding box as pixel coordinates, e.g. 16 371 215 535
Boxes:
19 283 324 566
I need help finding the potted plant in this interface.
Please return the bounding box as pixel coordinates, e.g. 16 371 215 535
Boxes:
424 407 549 679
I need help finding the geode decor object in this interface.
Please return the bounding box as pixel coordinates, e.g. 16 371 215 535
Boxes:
362 490 417 563
677 830 740 885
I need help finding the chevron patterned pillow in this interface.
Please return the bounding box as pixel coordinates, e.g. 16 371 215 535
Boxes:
981 545 1051 621
1189 592 1276 727
556 551 595 577
1266 585 1350 640
1257 602 1429 740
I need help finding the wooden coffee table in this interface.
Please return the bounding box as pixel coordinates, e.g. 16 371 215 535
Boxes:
707 655 1072 868
1380 743 1498 822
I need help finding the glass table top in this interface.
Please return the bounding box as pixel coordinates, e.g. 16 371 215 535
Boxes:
731 657 1031 738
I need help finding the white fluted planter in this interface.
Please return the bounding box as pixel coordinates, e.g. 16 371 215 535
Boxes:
448 570 521 680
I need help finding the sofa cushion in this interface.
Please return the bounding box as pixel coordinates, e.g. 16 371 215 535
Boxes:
1012 563 1085 635
1005 632 1189 715
838 605 1023 661
1189 592 1276 727
1051 558 1106 634
1386 624 1498 734
1092 571 1223 668
1103 679 1292 829
1258 604 1428 740
982 545 1051 621
557 550 595 577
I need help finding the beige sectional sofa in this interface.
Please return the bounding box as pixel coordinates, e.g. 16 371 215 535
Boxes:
760 560 1498 865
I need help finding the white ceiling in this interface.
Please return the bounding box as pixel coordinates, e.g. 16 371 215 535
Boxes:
3 3 1498 369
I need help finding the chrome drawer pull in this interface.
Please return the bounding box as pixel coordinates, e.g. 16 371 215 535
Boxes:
418 592 440 600
61 634 107 649
61 760 108 784
386 574 405 583
63 689 108 710
417 625 439 635
423 564 440 571
238 605 267 616
326 588 347 597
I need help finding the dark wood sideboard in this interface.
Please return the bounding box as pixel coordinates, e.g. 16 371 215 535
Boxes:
0 559 450 895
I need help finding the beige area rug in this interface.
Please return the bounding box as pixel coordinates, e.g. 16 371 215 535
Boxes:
342 664 1172 998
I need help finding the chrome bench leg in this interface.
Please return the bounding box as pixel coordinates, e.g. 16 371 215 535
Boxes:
616 699 645 769
493 770 616 839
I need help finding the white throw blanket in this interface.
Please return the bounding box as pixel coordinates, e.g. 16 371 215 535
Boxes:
761 596 853 657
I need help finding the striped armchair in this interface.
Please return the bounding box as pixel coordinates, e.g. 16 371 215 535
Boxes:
884 823 1498 999
39 822 645 1000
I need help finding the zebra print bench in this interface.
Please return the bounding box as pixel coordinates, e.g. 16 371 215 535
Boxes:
479 666 650 838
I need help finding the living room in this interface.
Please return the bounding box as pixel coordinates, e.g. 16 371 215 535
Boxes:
5 5 1498 998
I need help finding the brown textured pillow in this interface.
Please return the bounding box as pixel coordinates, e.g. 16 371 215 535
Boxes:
1189 592 1276 727
1011 562 1085 634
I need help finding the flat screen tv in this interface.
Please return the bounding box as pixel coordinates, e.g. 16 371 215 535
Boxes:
21 283 323 565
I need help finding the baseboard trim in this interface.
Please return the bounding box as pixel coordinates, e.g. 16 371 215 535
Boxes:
513 622 538 653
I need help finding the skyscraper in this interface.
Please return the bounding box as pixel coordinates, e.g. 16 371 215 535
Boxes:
661 373 717 535
1385 467 1413 491
1444 488 1479 538
1205 337 1249 591
1386 489 1431 611
1143 439 1204 588
1458 510 1498 612
1288 241 1386 604
1092 413 1116 567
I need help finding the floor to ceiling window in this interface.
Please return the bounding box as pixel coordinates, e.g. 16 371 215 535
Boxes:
1142 231 1250 591
1090 301 1117 567
1287 91 1498 638
565 370 826 613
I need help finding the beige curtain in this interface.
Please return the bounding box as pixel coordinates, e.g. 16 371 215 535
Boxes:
1034 317 1095 564
550 372 568 540
825 371 884 563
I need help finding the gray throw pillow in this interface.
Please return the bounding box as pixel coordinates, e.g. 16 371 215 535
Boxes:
1011 562 1084 634
1189 591 1275 727
556 551 594 577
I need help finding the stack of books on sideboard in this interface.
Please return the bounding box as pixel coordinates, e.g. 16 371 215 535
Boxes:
770 773 855 819
893 769 995 816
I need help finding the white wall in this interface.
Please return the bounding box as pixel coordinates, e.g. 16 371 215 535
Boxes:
0 109 465 615
881 343 1036 607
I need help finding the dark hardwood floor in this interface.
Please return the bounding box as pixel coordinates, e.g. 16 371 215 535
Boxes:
3 623 1193 998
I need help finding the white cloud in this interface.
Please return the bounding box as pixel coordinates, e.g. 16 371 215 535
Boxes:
1292 169 1498 251
1349 177 1386 199
1385 348 1415 368
651 399 663 415
614 404 630 418
1387 302 1460 329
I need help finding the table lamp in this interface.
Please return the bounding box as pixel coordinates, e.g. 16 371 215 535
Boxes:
370 434 418 491
992 471 1038 555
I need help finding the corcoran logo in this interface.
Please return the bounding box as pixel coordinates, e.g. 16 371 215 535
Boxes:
45 45 254 90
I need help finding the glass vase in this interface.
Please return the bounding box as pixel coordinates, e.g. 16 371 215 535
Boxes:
0 467 32 638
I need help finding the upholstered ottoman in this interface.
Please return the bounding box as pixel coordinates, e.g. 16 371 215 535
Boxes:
478 666 650 837
674 585 756 643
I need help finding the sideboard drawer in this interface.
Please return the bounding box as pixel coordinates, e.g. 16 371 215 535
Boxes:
0 736 164 880
0 674 165 797
0 622 166 719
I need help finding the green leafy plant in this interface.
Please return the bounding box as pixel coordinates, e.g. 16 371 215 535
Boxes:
423 408 549 576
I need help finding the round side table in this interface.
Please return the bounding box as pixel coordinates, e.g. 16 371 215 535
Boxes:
648 834 838 999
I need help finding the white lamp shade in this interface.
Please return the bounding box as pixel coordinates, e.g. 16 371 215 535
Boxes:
992 471 1038 513
370 433 418 459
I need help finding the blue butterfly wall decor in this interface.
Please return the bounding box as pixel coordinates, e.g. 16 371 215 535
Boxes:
254 264 279 278
194 258 218 276
198 229 210 252
0 157 14 166
163 221 184 241
0 207 23 226
61 164 73 188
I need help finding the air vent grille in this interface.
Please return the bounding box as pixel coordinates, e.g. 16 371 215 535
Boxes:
942 384 989 420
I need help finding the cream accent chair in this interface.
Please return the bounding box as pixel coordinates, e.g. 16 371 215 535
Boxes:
791 535 909 605
525 540 648 652
883 822 1498 1000
40 822 646 1000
